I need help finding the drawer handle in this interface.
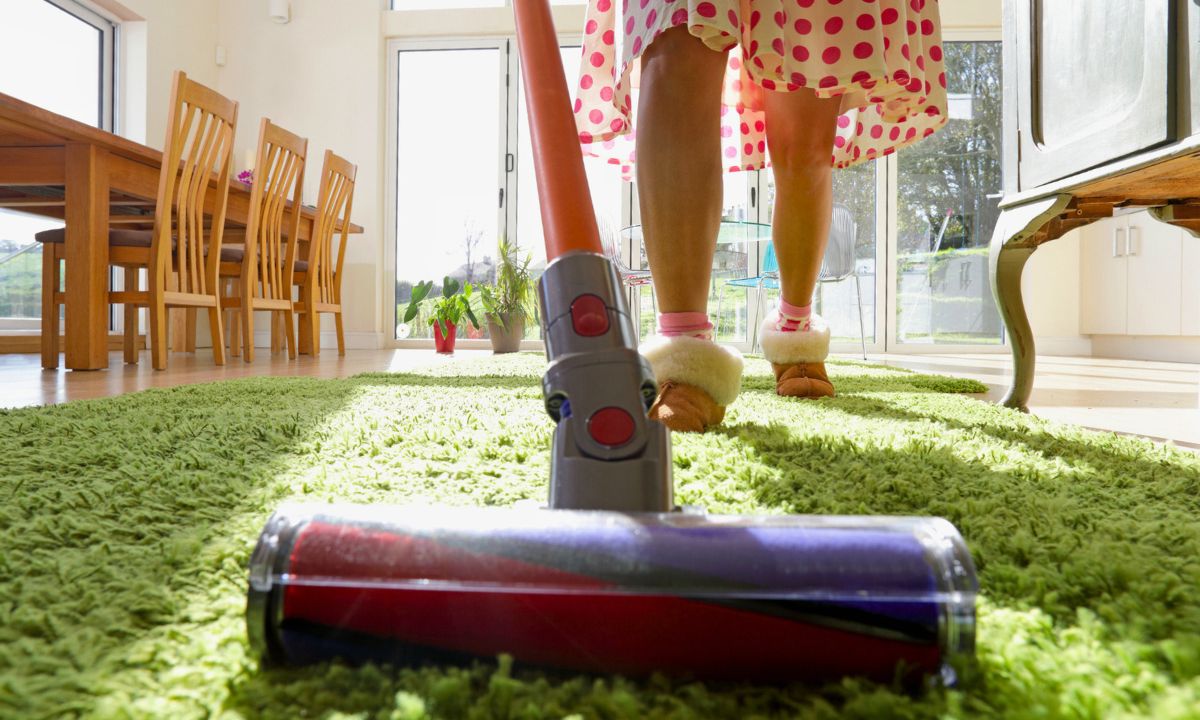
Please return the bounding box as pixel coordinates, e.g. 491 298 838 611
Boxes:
1113 227 1125 257
1126 226 1138 256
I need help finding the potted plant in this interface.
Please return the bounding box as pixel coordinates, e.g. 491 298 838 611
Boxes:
478 238 538 354
402 277 481 354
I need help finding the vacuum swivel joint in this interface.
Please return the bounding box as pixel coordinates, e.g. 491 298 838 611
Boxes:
537 252 672 512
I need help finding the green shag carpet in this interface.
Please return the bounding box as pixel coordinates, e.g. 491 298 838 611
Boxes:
1 354 1198 720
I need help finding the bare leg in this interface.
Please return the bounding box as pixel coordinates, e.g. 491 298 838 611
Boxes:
759 88 842 399
762 88 842 306
636 27 728 313
636 29 746 433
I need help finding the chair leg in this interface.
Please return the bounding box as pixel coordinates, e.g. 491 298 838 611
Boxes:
149 298 168 370
854 273 867 360
123 267 138 364
226 278 241 359
242 300 256 364
208 305 225 366
271 314 282 355
334 311 345 356
41 248 58 369
185 308 197 353
714 286 724 341
283 309 297 360
751 281 765 353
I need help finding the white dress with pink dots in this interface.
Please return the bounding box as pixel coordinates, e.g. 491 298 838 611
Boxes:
573 0 947 178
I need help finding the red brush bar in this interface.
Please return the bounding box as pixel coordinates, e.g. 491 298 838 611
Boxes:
512 0 602 259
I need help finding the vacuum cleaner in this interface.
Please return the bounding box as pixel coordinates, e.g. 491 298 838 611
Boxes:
246 0 978 684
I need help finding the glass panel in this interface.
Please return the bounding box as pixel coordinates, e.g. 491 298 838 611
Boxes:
0 0 105 331
0 0 102 125
896 41 1003 345
761 161 880 346
395 48 502 340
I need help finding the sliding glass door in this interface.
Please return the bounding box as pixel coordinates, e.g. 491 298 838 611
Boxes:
388 35 1002 353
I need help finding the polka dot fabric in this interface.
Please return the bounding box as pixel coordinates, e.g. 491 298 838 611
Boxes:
574 0 948 178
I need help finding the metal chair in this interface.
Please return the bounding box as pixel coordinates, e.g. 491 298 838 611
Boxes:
819 204 868 360
601 222 656 316
719 205 867 359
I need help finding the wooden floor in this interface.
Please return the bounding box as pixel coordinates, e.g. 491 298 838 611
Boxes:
3 349 1197 450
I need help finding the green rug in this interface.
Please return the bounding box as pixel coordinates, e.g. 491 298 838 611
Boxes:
1 354 1197 720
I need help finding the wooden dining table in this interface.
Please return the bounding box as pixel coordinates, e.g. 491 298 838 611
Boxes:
0 91 363 370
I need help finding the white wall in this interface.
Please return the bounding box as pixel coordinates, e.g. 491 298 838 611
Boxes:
1023 231 1089 356
215 0 385 347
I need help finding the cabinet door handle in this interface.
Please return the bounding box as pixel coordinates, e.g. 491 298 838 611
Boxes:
1126 226 1138 256
1113 227 1125 257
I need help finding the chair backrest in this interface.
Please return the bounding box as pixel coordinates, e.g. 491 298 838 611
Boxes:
819 204 857 282
307 149 356 305
245 118 307 302
152 70 238 297
762 241 778 274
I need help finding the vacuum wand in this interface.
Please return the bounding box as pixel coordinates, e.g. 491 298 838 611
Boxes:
513 0 672 511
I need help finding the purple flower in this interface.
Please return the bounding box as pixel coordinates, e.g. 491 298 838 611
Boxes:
237 169 254 185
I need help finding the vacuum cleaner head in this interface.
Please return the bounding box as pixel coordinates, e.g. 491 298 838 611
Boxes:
248 503 977 684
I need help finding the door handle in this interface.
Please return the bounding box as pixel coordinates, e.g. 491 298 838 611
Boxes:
499 187 504 208
1113 226 1125 257
1126 226 1138 256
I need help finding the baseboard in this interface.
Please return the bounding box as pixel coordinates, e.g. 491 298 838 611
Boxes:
249 330 382 350
1034 335 1093 357
1088 335 1200 363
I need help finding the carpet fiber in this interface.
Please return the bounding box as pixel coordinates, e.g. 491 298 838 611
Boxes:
1 354 1197 719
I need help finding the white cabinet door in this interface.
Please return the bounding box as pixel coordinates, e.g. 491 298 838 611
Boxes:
1182 232 1200 336
1080 217 1129 335
1125 214 1182 336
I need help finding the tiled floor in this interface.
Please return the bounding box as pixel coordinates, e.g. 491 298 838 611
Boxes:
2 349 1197 450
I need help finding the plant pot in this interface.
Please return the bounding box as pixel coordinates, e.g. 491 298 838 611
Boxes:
433 320 457 354
487 313 525 354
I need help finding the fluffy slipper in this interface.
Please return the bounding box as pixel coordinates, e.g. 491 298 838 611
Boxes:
639 334 744 432
759 311 836 399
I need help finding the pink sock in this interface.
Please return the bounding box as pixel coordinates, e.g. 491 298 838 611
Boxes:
658 311 713 340
776 298 811 332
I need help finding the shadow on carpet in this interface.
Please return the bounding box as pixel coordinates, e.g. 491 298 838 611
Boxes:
0 353 1196 719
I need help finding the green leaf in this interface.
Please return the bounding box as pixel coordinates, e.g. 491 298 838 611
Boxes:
442 276 460 298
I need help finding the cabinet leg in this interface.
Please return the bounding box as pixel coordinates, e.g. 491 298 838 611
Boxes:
988 193 1073 412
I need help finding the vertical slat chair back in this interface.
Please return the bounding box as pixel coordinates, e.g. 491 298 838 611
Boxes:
151 71 238 299
819 204 857 282
245 119 307 303
308 150 357 307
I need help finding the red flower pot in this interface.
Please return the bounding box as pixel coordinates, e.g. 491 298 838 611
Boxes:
433 320 457 354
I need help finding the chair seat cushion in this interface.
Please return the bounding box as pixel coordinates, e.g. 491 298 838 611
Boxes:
35 227 156 248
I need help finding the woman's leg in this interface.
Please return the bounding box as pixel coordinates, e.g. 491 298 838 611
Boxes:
636 26 727 313
636 28 744 431
759 88 843 397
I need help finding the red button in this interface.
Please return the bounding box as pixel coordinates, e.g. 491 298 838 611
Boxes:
570 294 610 336
588 407 635 447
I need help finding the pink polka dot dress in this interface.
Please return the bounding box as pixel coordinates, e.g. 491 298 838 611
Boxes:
574 0 947 177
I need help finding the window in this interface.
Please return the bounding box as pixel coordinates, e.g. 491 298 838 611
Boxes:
0 0 116 333
895 41 1003 346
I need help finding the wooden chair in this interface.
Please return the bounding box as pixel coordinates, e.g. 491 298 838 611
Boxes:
38 70 238 370
219 118 307 362
292 149 356 356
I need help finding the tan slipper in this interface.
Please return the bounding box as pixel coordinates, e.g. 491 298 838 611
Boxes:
772 361 836 398
648 381 726 432
639 333 744 433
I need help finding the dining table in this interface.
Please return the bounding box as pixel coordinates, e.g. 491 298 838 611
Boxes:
0 90 363 370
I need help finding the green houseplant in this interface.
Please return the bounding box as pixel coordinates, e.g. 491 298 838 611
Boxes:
402 277 480 354
478 238 538 354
